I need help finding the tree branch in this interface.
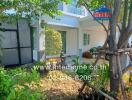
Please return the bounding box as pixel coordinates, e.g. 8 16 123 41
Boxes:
82 0 109 35
116 55 127 100
78 0 110 94
127 0 132 30
86 82 115 100
118 0 132 48
117 24 121 33
109 0 121 50
121 0 129 34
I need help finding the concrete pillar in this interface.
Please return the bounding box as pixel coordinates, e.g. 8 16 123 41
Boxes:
77 25 83 63
32 18 45 62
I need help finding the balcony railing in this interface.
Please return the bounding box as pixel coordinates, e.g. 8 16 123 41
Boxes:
58 3 63 11
66 5 85 16
58 3 86 16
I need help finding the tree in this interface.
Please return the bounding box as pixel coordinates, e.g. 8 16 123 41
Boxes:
45 28 62 55
78 0 132 98
0 0 70 20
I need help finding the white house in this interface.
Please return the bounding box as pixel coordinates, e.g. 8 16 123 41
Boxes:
32 2 107 61
1 1 131 66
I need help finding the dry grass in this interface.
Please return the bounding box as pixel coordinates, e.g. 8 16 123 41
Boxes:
117 83 132 100
38 64 132 100
40 70 82 100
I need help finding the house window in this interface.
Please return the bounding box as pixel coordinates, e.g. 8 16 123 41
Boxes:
83 33 90 45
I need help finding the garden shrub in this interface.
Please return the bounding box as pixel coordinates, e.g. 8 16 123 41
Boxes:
72 56 80 66
94 64 110 89
33 61 48 76
75 63 110 89
0 67 47 100
76 64 93 81
45 28 62 55
89 46 102 54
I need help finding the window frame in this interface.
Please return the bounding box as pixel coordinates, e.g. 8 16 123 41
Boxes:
83 33 90 46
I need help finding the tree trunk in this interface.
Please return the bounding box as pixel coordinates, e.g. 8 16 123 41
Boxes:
109 0 121 97
108 35 120 97
109 55 119 95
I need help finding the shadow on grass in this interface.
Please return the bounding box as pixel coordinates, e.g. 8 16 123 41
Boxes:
43 89 78 100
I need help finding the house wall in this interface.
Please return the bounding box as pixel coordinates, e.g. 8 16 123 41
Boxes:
82 28 107 52
42 15 79 28
79 19 107 52
46 21 107 56
48 25 78 55
31 18 46 61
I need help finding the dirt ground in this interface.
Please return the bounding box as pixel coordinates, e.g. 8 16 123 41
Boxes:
40 70 82 100
39 69 132 100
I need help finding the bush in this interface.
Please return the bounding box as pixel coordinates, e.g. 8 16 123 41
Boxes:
45 28 62 55
89 46 101 55
94 64 110 88
75 63 110 89
76 64 93 81
0 67 46 100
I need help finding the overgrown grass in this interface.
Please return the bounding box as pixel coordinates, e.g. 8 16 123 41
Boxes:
0 66 47 100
